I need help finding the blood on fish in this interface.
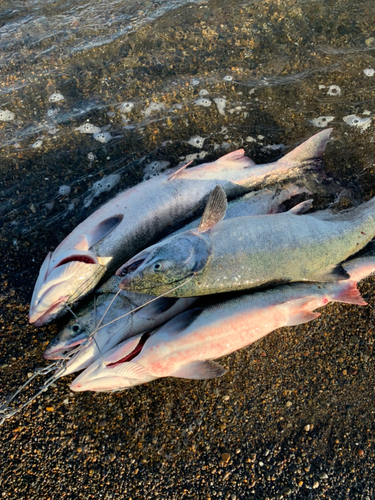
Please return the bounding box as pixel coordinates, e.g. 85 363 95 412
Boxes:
56 255 97 267
107 332 151 367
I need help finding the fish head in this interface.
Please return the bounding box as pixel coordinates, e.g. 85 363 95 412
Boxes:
70 333 156 392
29 251 105 326
116 232 210 293
43 315 92 360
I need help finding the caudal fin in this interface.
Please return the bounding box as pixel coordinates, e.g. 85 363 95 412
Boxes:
278 128 333 166
333 281 367 306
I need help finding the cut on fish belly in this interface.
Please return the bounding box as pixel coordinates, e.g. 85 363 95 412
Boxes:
70 252 373 392
118 182 375 297
29 129 333 325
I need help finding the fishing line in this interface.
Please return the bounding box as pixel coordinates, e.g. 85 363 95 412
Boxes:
0 275 196 424
92 274 196 334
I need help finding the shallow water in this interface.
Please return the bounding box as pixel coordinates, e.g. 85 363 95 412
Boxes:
1 0 375 498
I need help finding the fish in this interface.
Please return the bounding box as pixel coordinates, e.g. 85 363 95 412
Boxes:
44 183 310 360
44 276 196 376
117 183 375 297
69 253 374 392
29 129 332 325
46 187 310 366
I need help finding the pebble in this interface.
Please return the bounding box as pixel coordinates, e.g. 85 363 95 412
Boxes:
75 123 101 134
223 395 230 401
312 481 319 489
221 453 230 463
304 424 311 432
58 185 71 196
48 92 65 102
319 472 328 479
99 420 107 427
327 85 341 96
93 132 112 143
0 109 15 121
285 401 293 408
363 68 374 77
363 354 370 362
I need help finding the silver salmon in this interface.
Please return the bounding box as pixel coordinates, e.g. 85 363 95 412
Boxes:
29 129 332 325
70 254 373 392
117 182 375 297
44 277 195 376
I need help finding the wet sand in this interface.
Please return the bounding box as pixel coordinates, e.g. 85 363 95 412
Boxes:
1 0 375 498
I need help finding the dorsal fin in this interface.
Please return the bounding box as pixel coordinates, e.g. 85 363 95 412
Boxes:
87 214 124 248
158 308 203 337
198 186 228 233
279 128 332 164
167 161 193 180
216 149 256 168
289 199 313 215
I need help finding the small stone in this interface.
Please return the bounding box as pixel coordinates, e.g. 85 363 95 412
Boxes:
319 472 328 480
27 373 33 378
337 357 344 363
99 420 107 427
63 399 69 405
363 354 370 362
223 395 230 401
298 480 303 487
46 407 54 412
312 481 319 489
282 487 292 495
304 424 311 432
342 369 347 375
365 37 375 46
286 401 293 408
221 453 230 463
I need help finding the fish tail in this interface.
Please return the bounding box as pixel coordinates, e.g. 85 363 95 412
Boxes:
277 128 332 171
332 280 367 306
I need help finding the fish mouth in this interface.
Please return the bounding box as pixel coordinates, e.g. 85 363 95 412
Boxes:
29 296 69 326
70 376 126 392
43 335 88 360
116 253 150 277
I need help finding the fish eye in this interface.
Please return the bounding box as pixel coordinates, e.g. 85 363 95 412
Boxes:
71 324 82 333
153 262 163 271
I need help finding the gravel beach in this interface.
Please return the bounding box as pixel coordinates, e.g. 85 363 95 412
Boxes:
1 0 375 498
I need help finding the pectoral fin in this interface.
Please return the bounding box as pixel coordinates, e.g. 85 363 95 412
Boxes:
87 215 124 248
198 185 228 232
172 360 227 379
